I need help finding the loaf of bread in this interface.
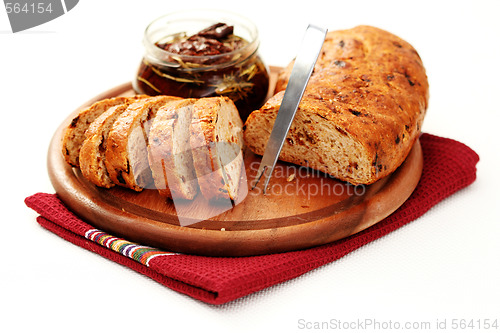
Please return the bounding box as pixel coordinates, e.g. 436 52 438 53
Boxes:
64 92 245 202
244 25 429 185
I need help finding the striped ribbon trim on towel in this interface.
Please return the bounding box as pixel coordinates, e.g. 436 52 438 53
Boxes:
85 229 176 266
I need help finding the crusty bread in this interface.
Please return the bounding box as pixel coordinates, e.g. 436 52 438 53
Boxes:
78 103 131 188
62 96 146 167
190 97 244 201
148 99 199 200
105 95 180 191
69 94 244 202
244 25 429 185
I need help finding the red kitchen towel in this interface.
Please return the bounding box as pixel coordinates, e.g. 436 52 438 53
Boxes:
25 133 479 305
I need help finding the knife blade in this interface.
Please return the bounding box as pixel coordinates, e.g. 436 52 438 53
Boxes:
252 24 327 193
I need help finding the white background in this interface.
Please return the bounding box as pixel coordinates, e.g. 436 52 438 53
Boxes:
1 0 499 332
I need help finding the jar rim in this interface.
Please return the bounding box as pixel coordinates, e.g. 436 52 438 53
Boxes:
143 9 260 69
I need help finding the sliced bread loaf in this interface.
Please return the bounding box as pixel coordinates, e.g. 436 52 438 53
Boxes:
105 95 180 191
148 99 198 200
190 97 244 201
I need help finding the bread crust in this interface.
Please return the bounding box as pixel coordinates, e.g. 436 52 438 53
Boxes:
244 25 429 185
105 96 180 191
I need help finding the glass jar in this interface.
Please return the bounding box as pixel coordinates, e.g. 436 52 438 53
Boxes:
133 9 270 121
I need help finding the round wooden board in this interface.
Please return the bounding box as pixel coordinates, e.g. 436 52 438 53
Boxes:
48 67 423 256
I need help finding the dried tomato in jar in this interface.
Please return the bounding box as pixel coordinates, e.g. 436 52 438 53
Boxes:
133 10 270 121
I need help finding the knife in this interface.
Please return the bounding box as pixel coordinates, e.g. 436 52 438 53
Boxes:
252 24 327 193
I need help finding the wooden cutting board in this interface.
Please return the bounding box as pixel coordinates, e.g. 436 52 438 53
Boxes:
47 66 423 256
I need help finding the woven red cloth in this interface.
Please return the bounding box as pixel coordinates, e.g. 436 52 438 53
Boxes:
25 133 479 305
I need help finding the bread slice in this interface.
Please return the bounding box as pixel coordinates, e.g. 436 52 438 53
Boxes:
190 97 244 201
105 95 180 191
62 96 146 167
244 26 429 185
148 99 198 199
78 103 131 188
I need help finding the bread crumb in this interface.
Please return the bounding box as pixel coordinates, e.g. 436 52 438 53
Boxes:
287 174 296 182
